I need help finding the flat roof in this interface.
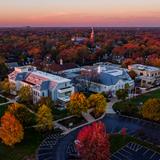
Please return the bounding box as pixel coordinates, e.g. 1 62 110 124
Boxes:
32 70 71 83
130 64 160 71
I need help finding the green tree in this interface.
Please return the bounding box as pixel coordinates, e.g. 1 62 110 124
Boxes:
141 98 160 122
88 93 107 116
18 86 32 103
36 104 53 131
116 89 128 101
67 93 88 116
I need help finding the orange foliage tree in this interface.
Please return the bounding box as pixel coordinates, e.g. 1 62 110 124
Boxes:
67 93 88 116
0 112 24 146
76 122 110 160
88 93 107 116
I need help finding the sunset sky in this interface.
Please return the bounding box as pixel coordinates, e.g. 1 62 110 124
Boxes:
0 0 160 27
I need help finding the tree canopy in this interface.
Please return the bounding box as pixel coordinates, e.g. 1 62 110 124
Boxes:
141 98 160 122
88 93 107 116
36 104 53 131
0 112 24 146
76 122 110 160
67 93 88 116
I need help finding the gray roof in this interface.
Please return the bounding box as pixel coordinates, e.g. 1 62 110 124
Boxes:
80 69 132 86
15 72 28 81
40 81 50 90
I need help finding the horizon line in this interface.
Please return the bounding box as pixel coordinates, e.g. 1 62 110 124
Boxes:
0 26 160 28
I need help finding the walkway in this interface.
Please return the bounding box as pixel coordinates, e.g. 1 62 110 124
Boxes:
0 94 16 106
81 111 95 122
106 98 117 114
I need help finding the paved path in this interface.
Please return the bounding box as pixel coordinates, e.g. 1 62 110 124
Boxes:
81 111 95 122
54 122 69 133
0 94 16 106
106 98 117 114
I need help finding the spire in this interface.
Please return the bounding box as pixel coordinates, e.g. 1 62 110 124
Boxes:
90 27 94 43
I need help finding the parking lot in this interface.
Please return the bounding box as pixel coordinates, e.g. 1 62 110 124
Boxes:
111 142 160 160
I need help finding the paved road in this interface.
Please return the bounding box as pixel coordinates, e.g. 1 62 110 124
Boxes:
47 114 160 160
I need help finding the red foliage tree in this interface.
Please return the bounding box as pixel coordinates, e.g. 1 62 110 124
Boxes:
75 122 110 160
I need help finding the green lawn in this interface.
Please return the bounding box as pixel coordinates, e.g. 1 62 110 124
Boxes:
113 89 160 116
52 108 70 120
0 128 61 160
0 96 8 104
0 104 9 118
110 134 160 153
127 89 160 106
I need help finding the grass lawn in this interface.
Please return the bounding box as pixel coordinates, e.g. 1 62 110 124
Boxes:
110 134 160 154
0 96 8 104
126 89 160 106
52 108 71 120
0 104 9 118
0 128 62 160
58 116 87 128
113 89 160 116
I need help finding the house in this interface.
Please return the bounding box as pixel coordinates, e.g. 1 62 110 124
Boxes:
60 64 134 96
128 64 160 88
8 66 74 105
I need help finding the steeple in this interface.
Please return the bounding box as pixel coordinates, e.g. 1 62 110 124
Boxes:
90 27 94 43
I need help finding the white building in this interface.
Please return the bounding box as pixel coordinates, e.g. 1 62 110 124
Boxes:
128 64 160 87
61 64 135 96
8 66 74 105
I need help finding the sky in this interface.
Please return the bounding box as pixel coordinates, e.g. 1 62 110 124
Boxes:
0 0 160 27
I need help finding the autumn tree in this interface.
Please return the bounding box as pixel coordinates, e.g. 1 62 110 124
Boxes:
67 93 88 116
0 78 10 94
88 93 107 116
18 86 32 103
76 122 110 160
122 58 134 68
116 89 128 101
0 56 8 79
141 98 160 122
128 70 137 80
38 97 54 109
8 103 34 126
36 104 53 131
0 112 24 146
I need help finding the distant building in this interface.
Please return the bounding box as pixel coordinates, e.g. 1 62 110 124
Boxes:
71 37 88 45
71 27 95 45
6 62 18 70
8 66 74 105
128 64 160 88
